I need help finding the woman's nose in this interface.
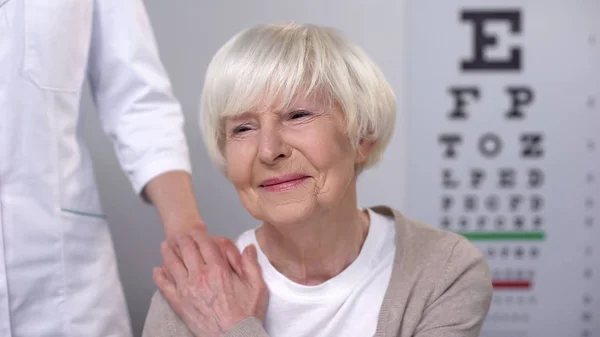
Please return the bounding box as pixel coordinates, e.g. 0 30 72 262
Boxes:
257 125 291 165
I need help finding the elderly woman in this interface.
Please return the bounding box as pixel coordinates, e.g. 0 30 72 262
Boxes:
142 23 492 337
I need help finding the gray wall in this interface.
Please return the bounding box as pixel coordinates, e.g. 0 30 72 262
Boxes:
82 1 407 335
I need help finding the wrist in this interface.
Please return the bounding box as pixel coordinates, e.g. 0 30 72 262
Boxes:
164 218 207 240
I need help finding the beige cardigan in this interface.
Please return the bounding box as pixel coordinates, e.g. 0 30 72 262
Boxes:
142 206 493 337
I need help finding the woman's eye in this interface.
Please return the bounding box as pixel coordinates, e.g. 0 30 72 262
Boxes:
232 125 252 134
290 110 311 119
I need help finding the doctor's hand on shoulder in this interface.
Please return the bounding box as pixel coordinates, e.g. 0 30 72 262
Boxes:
154 230 268 337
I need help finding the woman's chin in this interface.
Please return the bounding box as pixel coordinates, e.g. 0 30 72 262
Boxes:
255 202 317 227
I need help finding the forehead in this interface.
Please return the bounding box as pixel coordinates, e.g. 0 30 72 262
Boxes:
226 90 333 119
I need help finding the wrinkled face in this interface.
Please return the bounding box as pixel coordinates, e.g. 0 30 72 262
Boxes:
223 94 372 225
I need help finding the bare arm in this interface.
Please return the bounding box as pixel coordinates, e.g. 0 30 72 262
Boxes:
143 171 207 239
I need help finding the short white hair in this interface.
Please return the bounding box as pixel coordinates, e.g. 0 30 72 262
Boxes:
199 22 396 172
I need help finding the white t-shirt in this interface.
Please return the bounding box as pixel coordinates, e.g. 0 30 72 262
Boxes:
235 208 397 337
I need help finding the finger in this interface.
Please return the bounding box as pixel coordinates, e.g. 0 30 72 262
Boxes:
215 236 243 277
165 233 186 262
176 234 205 279
160 265 174 284
155 267 208 328
153 267 178 302
242 244 264 285
161 241 189 282
190 229 227 267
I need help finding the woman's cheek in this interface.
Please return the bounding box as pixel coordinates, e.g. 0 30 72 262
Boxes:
225 144 253 182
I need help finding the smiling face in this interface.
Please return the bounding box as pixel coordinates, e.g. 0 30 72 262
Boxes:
223 93 373 226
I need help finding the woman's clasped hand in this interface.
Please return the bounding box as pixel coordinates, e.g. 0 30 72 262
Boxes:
154 231 268 337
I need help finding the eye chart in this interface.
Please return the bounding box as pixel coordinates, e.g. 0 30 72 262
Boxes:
405 1 599 336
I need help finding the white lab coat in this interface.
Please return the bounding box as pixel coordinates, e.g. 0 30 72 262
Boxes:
0 0 191 336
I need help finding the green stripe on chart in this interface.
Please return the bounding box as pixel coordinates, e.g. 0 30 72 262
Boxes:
457 231 545 241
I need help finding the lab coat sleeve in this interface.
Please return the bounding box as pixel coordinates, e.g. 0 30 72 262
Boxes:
87 0 192 195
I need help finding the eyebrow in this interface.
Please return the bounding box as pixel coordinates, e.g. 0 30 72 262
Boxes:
227 99 322 120
227 108 287 120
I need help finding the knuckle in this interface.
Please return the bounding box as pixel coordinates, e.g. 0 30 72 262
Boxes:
191 229 209 241
212 235 226 243
209 264 229 280
195 273 210 289
178 286 191 299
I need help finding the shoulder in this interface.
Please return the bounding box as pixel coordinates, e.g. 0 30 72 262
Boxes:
234 228 258 251
371 205 491 300
371 205 485 262
370 206 492 335
371 205 483 264
142 291 194 337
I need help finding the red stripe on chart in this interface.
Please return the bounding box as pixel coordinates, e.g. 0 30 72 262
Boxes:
492 280 532 289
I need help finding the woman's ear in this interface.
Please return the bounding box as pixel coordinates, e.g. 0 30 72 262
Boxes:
355 138 377 164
